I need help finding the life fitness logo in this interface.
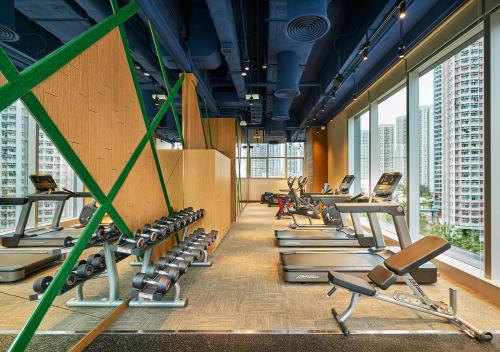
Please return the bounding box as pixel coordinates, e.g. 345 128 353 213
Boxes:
296 274 320 280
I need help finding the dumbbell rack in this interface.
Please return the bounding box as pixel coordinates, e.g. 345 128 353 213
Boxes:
68 218 202 308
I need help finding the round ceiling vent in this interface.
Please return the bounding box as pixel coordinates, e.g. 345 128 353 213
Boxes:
0 24 19 42
286 15 330 42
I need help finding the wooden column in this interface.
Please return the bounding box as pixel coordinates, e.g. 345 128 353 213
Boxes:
181 73 206 149
305 127 329 192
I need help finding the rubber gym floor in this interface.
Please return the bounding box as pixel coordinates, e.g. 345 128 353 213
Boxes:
0 203 499 351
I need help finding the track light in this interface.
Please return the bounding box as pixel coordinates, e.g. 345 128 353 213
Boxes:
330 91 336 100
143 71 151 77
399 0 406 19
244 65 250 71
362 43 369 61
316 128 320 134
352 91 358 101
241 71 247 76
321 105 325 112
398 44 406 58
154 96 160 106
262 64 267 69
321 126 326 130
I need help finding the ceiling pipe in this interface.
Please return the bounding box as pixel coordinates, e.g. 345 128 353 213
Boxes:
0 0 19 42
275 50 300 98
271 96 290 121
205 0 247 100
136 0 219 114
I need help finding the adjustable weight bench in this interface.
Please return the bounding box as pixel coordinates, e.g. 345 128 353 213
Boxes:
326 236 493 342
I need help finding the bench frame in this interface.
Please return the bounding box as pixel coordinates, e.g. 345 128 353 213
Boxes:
328 272 493 342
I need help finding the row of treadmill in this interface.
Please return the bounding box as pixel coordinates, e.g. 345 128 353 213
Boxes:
276 172 437 284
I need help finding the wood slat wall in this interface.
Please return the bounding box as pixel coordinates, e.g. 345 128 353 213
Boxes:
182 73 206 149
3 29 167 231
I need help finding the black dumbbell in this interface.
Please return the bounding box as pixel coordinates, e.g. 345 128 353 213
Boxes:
73 260 94 279
63 236 84 248
144 223 168 238
32 273 77 294
171 246 202 259
145 264 180 282
119 234 145 249
87 253 106 272
159 217 181 229
164 251 195 265
178 241 205 253
152 220 175 233
135 229 158 243
132 272 171 294
157 256 190 274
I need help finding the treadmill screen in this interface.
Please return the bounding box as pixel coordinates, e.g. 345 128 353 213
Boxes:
30 174 58 192
338 175 355 193
372 172 402 197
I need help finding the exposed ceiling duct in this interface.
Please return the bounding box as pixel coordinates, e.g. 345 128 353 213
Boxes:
271 96 290 121
0 0 20 42
205 0 247 100
275 50 300 98
285 0 330 42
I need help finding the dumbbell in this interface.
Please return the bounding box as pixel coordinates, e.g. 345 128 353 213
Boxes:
171 246 202 259
118 234 145 249
145 264 180 282
164 250 195 265
87 253 106 272
152 220 175 233
159 216 182 228
194 229 218 240
73 259 95 279
32 273 77 294
132 272 171 294
144 223 168 238
184 237 210 249
178 240 205 252
135 229 158 243
157 256 190 274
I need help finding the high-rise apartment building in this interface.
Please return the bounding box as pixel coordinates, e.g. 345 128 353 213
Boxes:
394 115 407 175
419 105 434 190
433 38 484 230
378 124 395 173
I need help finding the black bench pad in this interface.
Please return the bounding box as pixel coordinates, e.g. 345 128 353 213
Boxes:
328 271 376 296
385 236 450 276
367 265 396 290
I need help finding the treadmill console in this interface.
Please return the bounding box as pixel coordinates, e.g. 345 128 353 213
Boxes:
373 172 402 198
30 174 58 192
338 175 355 194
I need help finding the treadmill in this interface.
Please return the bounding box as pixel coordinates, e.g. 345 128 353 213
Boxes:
0 197 61 282
0 174 92 248
275 175 397 247
280 173 438 284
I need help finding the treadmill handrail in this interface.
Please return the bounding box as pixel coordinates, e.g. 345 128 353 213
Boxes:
334 201 405 217
0 197 29 206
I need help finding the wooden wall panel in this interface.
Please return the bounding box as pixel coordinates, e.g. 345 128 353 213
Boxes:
156 150 184 210
327 114 349 189
206 118 236 221
182 73 206 149
22 28 168 231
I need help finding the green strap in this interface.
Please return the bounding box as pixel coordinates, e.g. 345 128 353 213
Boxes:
8 74 184 352
110 0 173 214
204 99 214 149
0 2 139 113
148 22 184 148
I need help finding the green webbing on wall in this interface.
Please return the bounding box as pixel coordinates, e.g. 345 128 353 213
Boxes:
148 22 184 148
0 2 139 113
7 75 184 352
110 0 173 215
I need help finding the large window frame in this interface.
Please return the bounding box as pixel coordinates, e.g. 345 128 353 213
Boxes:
0 99 83 233
236 142 305 179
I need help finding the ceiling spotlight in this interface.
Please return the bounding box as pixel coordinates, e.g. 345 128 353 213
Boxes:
398 44 406 58
241 71 247 76
143 71 151 77
329 91 336 100
321 105 325 112
321 126 326 130
249 97 254 106
154 96 160 106
333 74 344 89
362 43 369 61
244 65 250 71
262 64 267 69
316 128 320 134
399 0 406 19
134 64 141 70
352 91 358 101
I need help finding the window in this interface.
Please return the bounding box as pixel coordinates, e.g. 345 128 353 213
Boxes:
377 88 407 227
348 111 370 193
418 38 485 270
236 142 305 178
0 99 83 232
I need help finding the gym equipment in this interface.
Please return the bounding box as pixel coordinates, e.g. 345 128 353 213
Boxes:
0 197 61 282
73 260 94 279
118 234 145 249
280 173 438 284
0 174 92 248
143 223 168 238
152 220 175 233
286 175 356 229
327 236 493 342
32 273 77 294
145 264 180 282
134 229 158 243
87 253 106 272
275 174 396 247
158 217 182 230
132 272 172 294
157 255 190 274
